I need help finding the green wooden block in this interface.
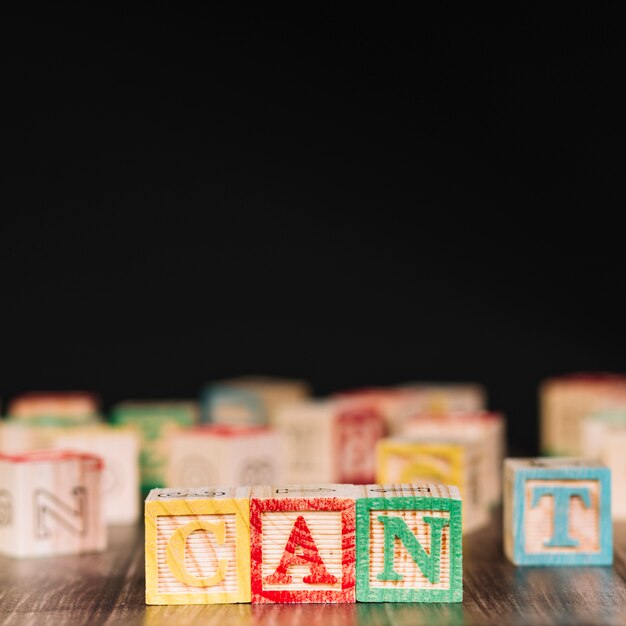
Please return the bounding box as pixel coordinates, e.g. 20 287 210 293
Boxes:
110 401 198 491
356 484 463 603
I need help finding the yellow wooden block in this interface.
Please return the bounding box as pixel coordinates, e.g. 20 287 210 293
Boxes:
145 486 251 605
376 439 488 533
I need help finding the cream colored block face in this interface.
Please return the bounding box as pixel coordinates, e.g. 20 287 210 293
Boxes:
52 428 140 525
271 403 336 484
0 451 106 558
145 487 251 605
166 428 284 489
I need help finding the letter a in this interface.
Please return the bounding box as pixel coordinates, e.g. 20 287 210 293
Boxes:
263 515 338 585
377 515 450 584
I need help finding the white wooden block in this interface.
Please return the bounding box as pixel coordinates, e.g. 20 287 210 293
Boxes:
166 425 284 488
0 450 106 558
0 419 101 454
51 426 140 525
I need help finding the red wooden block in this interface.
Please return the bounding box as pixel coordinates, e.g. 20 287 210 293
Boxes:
250 485 357 603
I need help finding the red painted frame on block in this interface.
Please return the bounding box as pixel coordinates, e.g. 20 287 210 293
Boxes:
250 496 356 603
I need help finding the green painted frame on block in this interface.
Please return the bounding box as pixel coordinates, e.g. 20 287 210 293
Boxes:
356 494 463 602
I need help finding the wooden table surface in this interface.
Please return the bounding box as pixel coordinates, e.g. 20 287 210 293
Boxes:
2 512 626 626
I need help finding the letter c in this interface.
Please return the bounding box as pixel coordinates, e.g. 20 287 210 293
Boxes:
166 521 228 587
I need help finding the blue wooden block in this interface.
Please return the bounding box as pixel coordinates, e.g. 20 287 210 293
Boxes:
503 458 612 566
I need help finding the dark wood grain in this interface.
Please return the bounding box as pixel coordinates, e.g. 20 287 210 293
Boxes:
2 512 626 625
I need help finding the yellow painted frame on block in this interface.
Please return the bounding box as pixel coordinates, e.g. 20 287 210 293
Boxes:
145 494 251 605
376 441 464 490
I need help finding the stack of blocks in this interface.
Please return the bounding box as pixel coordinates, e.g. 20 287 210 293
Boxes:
0 450 106 558
144 482 463 605
503 458 612 565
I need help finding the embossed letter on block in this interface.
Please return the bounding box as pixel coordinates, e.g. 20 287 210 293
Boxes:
503 458 612 566
356 483 462 603
0 450 106 558
145 486 251 604
250 484 356 603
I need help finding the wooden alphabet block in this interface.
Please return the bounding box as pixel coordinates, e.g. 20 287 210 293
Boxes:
376 438 488 533
273 400 384 484
111 401 198 492
202 376 310 425
0 450 106 558
503 458 612 565
250 484 356 603
145 486 251 604
540 373 626 456
8 391 100 422
355 483 462 603
399 412 506 506
166 425 284 488
51 426 140 525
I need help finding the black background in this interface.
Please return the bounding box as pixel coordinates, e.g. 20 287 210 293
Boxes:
2 9 624 454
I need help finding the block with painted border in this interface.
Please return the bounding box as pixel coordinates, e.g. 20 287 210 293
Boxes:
51 425 140 525
273 400 384 485
503 457 612 566
400 412 506 506
7 391 100 422
0 449 106 558
355 483 462 603
201 377 310 426
111 401 198 492
376 438 488 533
166 425 284 488
145 486 251 605
540 373 626 456
250 484 356 603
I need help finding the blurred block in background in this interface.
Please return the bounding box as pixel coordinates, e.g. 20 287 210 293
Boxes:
0 449 106 558
7 391 100 423
503 458 612 566
111 401 198 492
540 373 626 456
582 410 626 519
202 376 310 425
272 400 385 484
399 412 506 506
355 483 463 603
250 484 356 604
145 486 251 605
166 425 283 488
335 383 486 435
51 426 140 525
376 438 488 533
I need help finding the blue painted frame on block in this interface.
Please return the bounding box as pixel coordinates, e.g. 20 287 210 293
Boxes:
512 464 612 566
